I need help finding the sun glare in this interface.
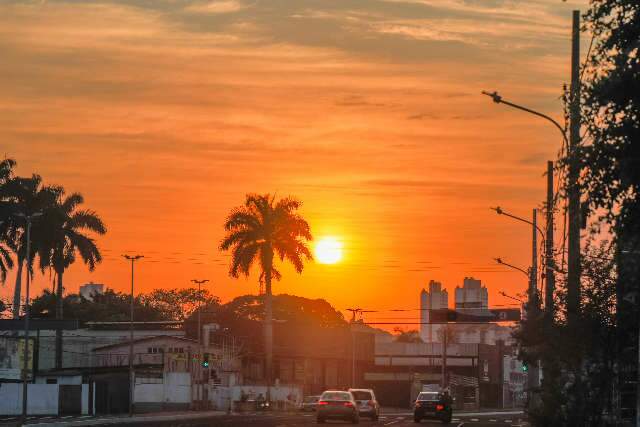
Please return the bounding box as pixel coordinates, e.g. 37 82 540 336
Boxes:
315 237 343 265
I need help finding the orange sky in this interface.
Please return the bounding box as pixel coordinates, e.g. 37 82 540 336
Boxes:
0 0 589 322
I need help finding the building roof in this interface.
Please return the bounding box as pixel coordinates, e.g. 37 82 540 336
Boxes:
92 335 196 351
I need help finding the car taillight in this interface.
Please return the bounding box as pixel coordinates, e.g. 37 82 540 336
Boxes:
318 401 328 405
436 404 444 411
368 400 375 407
344 402 354 408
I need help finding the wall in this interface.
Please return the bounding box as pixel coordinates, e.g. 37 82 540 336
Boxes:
209 384 302 411
0 383 58 415
32 329 185 370
134 372 191 412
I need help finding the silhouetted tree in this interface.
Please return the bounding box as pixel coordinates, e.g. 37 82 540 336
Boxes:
139 287 220 321
393 328 423 343
40 190 106 368
220 196 313 394
2 173 60 318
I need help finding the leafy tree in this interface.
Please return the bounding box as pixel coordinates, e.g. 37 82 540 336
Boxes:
393 328 423 343
139 287 220 321
579 2 639 424
220 194 313 395
31 288 168 322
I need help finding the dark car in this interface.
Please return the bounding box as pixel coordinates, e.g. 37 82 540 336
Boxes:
317 390 359 424
348 388 380 420
300 395 320 411
413 391 452 424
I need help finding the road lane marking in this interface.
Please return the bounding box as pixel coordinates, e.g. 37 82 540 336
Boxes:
470 418 479 422
505 419 512 423
489 419 497 422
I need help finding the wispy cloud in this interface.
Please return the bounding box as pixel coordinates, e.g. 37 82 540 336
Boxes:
184 0 247 15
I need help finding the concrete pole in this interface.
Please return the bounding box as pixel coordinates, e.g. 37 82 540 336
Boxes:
20 217 32 423
123 254 143 417
567 9 581 326
545 161 555 321
129 258 135 417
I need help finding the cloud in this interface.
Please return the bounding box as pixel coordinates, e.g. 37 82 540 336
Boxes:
184 0 247 14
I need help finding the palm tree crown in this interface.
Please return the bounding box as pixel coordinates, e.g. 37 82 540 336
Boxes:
42 191 107 275
220 194 313 282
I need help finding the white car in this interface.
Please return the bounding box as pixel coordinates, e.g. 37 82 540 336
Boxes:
348 388 380 421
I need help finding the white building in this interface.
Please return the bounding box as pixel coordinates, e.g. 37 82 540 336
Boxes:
79 282 105 301
455 277 488 310
419 281 448 343
420 278 513 345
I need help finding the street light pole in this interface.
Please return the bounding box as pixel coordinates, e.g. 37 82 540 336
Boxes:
123 254 143 417
16 212 42 423
191 279 209 408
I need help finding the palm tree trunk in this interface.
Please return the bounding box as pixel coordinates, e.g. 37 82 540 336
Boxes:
264 264 273 403
12 258 24 319
55 270 64 369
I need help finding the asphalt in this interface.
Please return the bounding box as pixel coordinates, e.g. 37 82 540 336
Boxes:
0 409 527 427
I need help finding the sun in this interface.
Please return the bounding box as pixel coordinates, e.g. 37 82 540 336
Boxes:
315 236 343 264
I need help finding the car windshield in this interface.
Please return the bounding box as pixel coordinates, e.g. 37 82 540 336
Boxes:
304 396 319 403
351 391 373 401
321 391 351 401
417 392 441 401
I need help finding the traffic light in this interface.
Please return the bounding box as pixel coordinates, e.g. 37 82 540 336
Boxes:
521 362 528 372
202 353 210 368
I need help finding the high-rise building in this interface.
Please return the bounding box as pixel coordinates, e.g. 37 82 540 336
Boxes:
79 282 105 301
455 277 488 310
420 280 448 342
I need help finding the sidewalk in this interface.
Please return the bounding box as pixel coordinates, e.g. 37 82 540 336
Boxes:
18 411 228 427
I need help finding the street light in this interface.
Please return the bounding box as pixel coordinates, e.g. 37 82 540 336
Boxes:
494 257 530 278
14 211 43 422
481 91 568 146
191 278 209 408
499 291 525 304
491 207 542 308
492 207 545 241
482 91 568 325
123 254 143 417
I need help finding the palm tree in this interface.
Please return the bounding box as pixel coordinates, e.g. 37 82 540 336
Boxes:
0 158 16 284
220 194 313 396
3 174 60 318
41 190 106 368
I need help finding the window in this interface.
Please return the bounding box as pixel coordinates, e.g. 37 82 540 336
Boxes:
46 379 57 384
320 391 351 401
417 392 440 402
351 391 372 401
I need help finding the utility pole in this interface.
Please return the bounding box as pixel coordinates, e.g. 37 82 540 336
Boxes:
17 212 42 424
531 209 538 310
346 308 360 388
441 326 447 389
545 161 555 321
191 279 209 409
528 209 540 395
567 9 581 326
123 254 143 417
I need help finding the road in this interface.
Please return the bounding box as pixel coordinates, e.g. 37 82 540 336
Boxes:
206 411 527 427
2 410 527 427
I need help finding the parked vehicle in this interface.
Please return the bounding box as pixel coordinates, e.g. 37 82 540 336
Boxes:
316 390 360 424
300 395 320 411
413 391 452 424
348 388 380 420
